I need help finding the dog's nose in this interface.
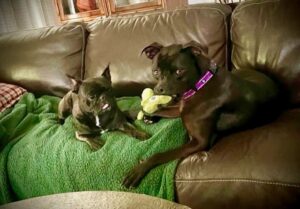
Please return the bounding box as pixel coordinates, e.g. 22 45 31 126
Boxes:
154 86 164 94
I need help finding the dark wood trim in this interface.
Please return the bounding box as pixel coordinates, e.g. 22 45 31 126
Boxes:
55 0 104 22
55 0 188 22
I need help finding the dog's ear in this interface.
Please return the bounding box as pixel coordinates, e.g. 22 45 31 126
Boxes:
67 75 82 93
101 65 111 83
141 42 163 60
183 41 211 72
183 41 208 56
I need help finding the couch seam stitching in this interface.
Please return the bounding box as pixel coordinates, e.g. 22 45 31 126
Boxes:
234 0 280 13
79 24 86 80
175 178 300 188
223 8 229 71
88 7 230 30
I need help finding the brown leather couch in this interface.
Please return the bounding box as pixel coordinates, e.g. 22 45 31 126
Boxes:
0 0 299 208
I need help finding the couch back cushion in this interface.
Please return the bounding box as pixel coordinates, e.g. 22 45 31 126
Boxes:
0 23 85 97
85 4 231 96
231 0 300 105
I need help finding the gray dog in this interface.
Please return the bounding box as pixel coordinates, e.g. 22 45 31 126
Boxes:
58 66 149 150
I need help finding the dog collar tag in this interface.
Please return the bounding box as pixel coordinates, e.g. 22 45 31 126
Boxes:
195 70 214 90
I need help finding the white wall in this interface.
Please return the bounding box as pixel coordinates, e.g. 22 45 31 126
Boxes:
0 0 59 34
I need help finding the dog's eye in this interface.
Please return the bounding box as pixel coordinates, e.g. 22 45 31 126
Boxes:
176 69 184 76
86 99 91 106
99 95 106 101
153 70 160 77
89 95 96 100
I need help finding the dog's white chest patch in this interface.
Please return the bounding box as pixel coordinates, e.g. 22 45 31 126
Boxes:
95 115 101 127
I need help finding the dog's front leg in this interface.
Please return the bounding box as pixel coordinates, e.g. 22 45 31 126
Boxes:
58 91 74 124
121 122 150 140
143 104 181 124
75 132 104 151
123 111 218 188
122 138 206 188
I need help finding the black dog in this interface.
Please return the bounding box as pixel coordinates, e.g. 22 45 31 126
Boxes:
123 41 280 188
58 66 149 150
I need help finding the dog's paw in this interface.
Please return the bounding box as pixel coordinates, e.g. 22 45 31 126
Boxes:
136 131 150 141
58 118 65 125
88 139 105 151
123 163 149 188
76 132 104 151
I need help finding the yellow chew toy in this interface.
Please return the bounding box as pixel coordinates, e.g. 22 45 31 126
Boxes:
137 88 172 120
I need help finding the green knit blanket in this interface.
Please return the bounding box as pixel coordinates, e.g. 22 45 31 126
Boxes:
0 93 187 205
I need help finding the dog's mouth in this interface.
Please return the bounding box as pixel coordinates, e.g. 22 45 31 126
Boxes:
101 103 111 111
171 94 181 102
94 103 111 128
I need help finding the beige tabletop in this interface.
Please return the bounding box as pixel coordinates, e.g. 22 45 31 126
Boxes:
0 191 191 209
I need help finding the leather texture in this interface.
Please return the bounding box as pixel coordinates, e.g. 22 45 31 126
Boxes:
85 4 231 96
231 0 300 105
175 108 300 209
0 23 85 97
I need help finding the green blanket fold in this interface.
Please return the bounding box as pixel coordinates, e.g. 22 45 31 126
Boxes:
0 93 187 205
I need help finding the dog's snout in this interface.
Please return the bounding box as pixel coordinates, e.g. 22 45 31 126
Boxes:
158 88 164 94
154 86 164 94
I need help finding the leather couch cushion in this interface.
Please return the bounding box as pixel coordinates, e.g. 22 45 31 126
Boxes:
231 0 300 105
0 23 85 97
175 108 300 209
85 4 231 96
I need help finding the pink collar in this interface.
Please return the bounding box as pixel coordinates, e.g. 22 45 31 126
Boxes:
182 70 215 100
